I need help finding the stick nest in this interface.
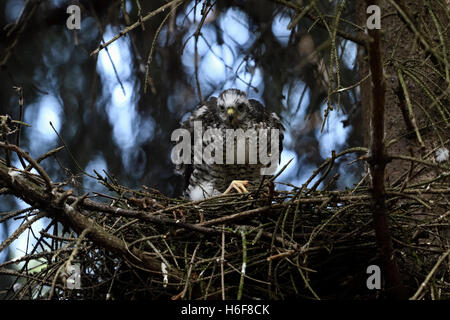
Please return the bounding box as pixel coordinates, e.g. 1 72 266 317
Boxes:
0 137 449 300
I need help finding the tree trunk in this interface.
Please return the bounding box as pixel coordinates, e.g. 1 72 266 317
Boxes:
357 0 450 299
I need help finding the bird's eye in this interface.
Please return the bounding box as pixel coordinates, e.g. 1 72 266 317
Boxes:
219 105 224 111
237 103 245 111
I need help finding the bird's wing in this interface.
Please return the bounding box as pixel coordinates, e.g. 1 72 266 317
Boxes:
175 97 218 190
249 99 284 163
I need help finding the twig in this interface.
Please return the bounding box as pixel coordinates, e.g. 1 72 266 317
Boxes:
0 212 45 254
88 1 126 95
221 226 225 300
270 0 367 46
196 205 276 227
24 146 65 172
295 255 320 300
410 248 450 300
0 143 53 190
48 228 91 300
397 68 425 148
90 0 184 56
237 228 247 300
49 121 92 177
13 86 26 169
387 0 448 67
172 242 201 300
144 2 183 94
193 2 215 103
80 197 224 235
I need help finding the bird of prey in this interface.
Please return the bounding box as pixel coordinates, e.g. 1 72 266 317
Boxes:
173 88 284 200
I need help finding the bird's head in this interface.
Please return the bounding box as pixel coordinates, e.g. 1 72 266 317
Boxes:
216 89 249 127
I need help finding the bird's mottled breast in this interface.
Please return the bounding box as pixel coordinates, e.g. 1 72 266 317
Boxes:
174 90 284 197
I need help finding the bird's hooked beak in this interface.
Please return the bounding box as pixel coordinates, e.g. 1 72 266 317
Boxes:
226 107 236 124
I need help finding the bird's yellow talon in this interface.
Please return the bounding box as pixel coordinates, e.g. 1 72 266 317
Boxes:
224 180 250 195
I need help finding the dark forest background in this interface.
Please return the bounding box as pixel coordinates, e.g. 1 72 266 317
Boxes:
0 0 362 267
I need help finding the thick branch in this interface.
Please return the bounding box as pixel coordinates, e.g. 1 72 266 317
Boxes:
0 160 183 280
365 0 408 299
